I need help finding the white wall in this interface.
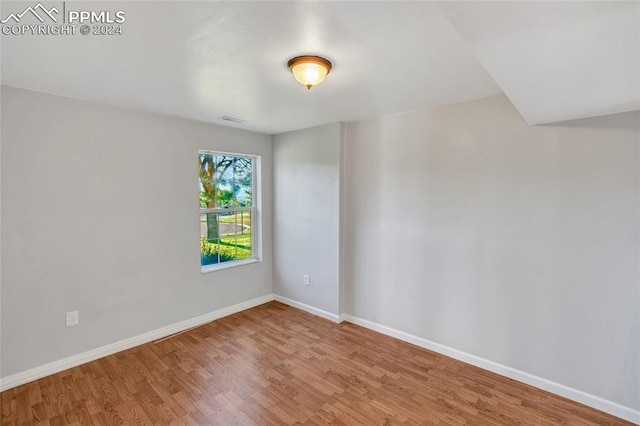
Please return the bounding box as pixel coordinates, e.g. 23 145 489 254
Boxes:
3 84 638 416
0 86 273 377
273 123 342 317
0 86 3 375
343 94 640 411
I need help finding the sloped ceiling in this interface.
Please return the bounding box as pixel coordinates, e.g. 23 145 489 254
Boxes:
0 1 501 134
1 2 637 132
439 1 640 125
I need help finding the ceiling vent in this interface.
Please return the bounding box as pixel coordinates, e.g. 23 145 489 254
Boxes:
219 116 246 124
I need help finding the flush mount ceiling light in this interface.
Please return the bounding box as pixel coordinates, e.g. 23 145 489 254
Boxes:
287 55 332 90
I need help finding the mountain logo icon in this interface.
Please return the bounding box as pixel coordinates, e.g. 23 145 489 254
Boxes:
1 3 59 24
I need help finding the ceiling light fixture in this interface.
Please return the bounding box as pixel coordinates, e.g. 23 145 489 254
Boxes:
287 55 332 90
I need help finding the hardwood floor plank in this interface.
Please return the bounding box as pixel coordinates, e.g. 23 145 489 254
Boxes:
1 302 633 425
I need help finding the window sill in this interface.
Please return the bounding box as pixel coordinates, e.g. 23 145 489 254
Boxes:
201 258 260 274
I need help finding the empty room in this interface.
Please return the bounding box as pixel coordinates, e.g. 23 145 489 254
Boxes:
1 1 639 424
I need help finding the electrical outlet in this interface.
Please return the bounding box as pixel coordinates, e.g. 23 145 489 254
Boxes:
66 311 79 327
304 275 310 286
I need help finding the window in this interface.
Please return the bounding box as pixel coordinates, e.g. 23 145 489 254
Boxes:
198 150 258 272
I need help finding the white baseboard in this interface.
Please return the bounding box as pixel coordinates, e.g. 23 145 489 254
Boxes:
273 294 340 323
2 295 637 424
341 314 640 425
0 294 275 393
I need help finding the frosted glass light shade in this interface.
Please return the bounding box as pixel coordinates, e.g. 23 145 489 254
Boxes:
287 56 332 90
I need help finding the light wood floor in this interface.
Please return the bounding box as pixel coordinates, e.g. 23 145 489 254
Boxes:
1 301 632 425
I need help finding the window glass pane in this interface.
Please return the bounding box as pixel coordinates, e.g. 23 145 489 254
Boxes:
198 153 216 208
233 156 253 207
198 152 253 208
200 211 253 266
200 213 220 266
214 154 233 207
219 210 252 263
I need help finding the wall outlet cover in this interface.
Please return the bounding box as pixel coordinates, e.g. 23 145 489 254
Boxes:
66 311 79 327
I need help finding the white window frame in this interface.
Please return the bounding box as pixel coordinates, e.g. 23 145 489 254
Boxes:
199 150 261 273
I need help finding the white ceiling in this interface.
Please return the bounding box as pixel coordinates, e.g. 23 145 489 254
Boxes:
439 1 640 125
0 1 501 134
1 2 637 133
